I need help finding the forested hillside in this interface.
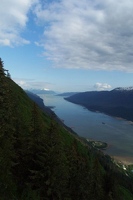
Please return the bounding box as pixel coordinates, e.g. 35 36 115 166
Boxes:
1 58 133 199
65 89 133 121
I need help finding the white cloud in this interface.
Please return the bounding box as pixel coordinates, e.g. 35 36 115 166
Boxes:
34 0 133 72
94 82 112 91
0 0 38 46
14 78 53 90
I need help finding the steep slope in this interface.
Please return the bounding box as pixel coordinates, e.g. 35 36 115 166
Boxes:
65 88 133 121
25 90 55 117
1 59 133 199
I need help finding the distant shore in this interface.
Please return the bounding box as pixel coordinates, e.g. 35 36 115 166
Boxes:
112 156 133 165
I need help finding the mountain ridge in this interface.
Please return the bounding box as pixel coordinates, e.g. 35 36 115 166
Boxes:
1 59 133 199
65 87 133 121
28 88 56 95
113 86 133 91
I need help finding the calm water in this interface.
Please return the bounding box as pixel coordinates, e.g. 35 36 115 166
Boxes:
40 94 133 162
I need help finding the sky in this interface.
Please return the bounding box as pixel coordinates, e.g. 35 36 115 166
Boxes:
1 0 133 92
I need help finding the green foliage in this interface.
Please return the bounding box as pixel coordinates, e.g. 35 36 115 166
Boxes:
0 58 133 199
118 186 133 200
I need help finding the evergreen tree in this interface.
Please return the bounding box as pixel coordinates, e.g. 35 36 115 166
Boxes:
67 139 90 200
7 71 11 79
0 58 16 198
1 58 133 199
88 157 105 200
39 119 69 199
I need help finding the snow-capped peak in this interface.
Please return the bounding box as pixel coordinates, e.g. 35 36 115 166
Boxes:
114 87 133 91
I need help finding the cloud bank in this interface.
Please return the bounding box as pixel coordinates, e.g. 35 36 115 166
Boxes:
0 0 37 46
1 0 133 72
35 0 133 72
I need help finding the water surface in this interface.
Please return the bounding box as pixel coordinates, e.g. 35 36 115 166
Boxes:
40 94 133 163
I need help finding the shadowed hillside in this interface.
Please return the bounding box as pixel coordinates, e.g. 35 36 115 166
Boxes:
1 58 133 199
65 89 133 121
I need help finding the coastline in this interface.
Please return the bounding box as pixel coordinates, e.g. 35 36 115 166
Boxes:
36 95 133 166
112 156 133 166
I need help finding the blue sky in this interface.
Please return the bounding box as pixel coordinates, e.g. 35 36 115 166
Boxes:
1 0 133 92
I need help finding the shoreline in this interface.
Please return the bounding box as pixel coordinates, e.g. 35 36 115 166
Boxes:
82 105 133 124
112 156 133 166
40 96 133 166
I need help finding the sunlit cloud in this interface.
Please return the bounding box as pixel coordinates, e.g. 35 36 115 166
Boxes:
94 82 112 91
35 0 133 72
0 0 38 46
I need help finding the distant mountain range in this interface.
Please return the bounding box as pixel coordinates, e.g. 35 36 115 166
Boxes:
28 89 56 95
57 92 79 97
65 87 133 121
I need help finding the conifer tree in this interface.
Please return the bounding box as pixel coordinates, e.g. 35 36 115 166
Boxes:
18 103 46 193
17 117 69 199
88 157 105 200
37 119 69 199
0 58 16 198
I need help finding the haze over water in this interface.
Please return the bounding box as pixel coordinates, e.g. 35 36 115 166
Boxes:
40 94 133 164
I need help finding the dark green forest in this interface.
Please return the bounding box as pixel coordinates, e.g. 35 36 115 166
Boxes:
0 58 133 199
